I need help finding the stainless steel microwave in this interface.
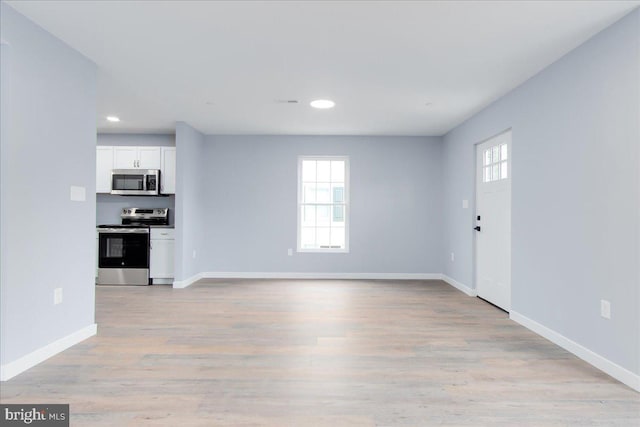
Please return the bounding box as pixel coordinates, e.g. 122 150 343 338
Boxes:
111 169 160 196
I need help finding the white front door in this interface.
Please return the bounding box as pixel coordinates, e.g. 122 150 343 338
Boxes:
475 130 512 311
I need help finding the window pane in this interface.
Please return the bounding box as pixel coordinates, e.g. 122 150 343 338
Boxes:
317 160 330 182
302 160 316 182
501 161 508 179
317 227 330 248
483 166 490 183
492 146 500 163
492 164 499 181
301 205 315 227
330 227 345 248
484 149 491 166
331 161 345 182
332 185 344 203
301 227 316 249
316 183 330 202
501 144 508 160
316 205 331 226
303 184 316 203
332 205 344 222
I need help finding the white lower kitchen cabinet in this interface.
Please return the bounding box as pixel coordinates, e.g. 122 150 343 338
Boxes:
150 228 175 284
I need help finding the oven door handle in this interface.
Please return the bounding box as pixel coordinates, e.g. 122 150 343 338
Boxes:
98 228 149 234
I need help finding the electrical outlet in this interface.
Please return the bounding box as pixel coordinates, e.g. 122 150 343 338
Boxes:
192 250 197 259
54 288 63 305
287 248 293 256
600 299 611 319
450 252 455 262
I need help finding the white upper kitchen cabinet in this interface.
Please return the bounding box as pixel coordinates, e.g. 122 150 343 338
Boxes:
113 146 161 169
138 147 162 169
113 146 138 169
96 146 114 193
161 147 176 194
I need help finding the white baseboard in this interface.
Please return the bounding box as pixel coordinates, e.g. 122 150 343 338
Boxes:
0 323 97 381
173 273 203 289
203 272 442 280
173 272 442 288
510 311 640 392
440 274 477 296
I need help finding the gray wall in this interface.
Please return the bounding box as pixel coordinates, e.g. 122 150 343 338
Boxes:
195 135 443 274
97 133 174 147
96 133 176 225
442 10 639 375
175 122 206 281
1 3 97 365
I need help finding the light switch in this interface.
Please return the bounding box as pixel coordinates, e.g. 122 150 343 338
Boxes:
462 199 469 209
600 300 611 319
70 186 86 202
54 288 63 305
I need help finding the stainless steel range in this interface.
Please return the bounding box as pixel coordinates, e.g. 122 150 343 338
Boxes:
97 208 169 285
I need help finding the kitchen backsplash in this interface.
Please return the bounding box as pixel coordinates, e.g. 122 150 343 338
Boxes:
96 194 175 225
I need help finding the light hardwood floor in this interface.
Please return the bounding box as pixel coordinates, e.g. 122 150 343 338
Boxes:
1 279 639 426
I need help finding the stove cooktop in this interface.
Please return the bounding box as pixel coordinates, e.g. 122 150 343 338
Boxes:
97 224 150 229
98 207 170 229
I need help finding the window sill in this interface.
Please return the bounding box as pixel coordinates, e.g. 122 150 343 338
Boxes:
297 248 349 254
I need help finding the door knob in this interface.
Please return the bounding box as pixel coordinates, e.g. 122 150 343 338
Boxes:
474 226 481 232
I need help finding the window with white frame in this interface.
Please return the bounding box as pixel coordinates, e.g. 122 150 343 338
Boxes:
483 143 508 182
298 156 349 252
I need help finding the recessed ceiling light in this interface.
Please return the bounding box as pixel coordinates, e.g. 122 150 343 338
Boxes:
106 116 120 122
310 99 335 109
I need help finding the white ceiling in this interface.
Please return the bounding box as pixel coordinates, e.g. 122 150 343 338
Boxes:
6 0 640 136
